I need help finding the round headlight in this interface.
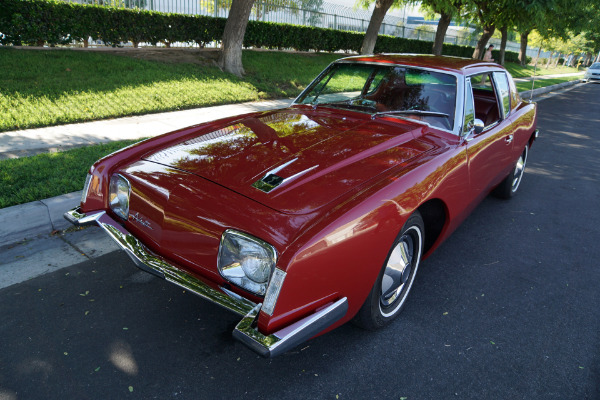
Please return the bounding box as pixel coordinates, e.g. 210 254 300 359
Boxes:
109 174 131 220
218 230 277 295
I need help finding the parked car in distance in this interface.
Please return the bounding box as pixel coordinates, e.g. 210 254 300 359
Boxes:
65 54 538 357
584 62 600 82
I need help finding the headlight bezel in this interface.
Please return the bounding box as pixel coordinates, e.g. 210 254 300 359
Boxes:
217 229 278 296
109 174 131 221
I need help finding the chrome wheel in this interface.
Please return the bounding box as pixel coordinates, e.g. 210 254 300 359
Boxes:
353 211 425 330
379 225 423 317
511 146 528 193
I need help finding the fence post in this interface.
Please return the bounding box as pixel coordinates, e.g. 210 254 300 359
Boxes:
334 15 337 30
214 0 218 17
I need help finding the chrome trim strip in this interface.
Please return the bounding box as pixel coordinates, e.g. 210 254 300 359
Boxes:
233 297 348 358
64 208 257 317
534 129 540 139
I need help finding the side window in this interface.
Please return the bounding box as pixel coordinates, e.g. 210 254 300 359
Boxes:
463 78 475 136
469 73 501 128
493 72 511 118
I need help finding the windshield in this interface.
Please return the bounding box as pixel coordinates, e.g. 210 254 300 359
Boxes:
295 63 457 130
590 63 600 70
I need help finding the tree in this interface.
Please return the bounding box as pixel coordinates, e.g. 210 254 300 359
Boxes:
420 0 468 56
218 0 255 77
359 0 405 54
468 0 503 59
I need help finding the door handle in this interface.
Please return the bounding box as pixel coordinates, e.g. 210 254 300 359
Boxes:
505 134 514 144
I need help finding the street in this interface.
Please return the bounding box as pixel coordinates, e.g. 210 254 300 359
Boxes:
1 83 599 399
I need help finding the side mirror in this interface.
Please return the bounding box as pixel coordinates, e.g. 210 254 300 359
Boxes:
473 119 484 134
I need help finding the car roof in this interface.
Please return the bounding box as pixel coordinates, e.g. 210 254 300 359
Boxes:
336 53 501 75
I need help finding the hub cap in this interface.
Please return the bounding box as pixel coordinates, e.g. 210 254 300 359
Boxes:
511 146 528 193
380 226 422 317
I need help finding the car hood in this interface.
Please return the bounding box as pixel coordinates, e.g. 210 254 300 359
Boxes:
141 107 432 214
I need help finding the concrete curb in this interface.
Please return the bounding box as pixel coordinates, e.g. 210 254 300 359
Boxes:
520 79 582 100
0 191 81 247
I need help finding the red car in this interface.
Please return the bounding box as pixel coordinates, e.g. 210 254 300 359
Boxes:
65 54 538 357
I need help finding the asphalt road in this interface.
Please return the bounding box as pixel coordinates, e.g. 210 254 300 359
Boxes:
1 83 599 400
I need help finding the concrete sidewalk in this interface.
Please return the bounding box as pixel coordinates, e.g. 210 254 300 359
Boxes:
0 98 293 160
512 71 583 82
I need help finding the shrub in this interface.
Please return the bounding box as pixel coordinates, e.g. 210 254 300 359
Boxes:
0 0 524 62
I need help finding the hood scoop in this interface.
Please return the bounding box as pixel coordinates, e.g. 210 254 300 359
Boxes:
252 158 319 193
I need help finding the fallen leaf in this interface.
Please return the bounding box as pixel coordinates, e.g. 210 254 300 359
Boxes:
490 341 495 345
64 352 68 356
95 367 101 372
123 327 129 330
85 311 90 316
443 312 448 316
128 386 133 392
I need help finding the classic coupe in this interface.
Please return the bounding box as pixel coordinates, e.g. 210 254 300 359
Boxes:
65 54 538 357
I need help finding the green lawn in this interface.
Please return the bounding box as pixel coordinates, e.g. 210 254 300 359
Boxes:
504 63 582 78
0 48 582 133
0 140 140 208
515 76 581 93
0 48 339 132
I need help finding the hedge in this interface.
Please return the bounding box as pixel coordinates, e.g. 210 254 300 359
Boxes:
0 0 522 63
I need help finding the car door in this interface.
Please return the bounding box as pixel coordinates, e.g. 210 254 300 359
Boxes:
463 73 514 199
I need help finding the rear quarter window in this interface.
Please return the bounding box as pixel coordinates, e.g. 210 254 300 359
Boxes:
493 72 511 118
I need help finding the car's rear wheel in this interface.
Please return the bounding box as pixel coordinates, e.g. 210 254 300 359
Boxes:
354 211 424 330
493 144 528 199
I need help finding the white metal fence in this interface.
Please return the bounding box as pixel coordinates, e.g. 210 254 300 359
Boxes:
65 0 543 57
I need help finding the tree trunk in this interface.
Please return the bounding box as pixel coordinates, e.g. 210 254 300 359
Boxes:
360 0 394 55
545 52 552 68
519 31 529 66
218 0 255 77
472 24 495 59
499 26 507 65
553 53 561 68
532 47 542 66
432 11 452 56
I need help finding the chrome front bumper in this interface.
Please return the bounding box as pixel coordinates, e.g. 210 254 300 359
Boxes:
64 208 348 357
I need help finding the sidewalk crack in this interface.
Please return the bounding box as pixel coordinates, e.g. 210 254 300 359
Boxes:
59 234 91 260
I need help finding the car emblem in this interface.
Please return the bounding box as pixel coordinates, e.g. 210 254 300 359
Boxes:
130 212 153 230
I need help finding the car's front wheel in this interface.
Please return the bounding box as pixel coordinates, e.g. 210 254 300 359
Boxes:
493 144 529 199
354 211 424 330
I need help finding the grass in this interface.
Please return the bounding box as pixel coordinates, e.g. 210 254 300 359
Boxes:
515 76 581 93
504 63 583 78
0 48 339 132
0 140 139 208
0 48 583 133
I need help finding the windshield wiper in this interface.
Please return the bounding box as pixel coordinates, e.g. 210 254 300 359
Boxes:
372 110 449 119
